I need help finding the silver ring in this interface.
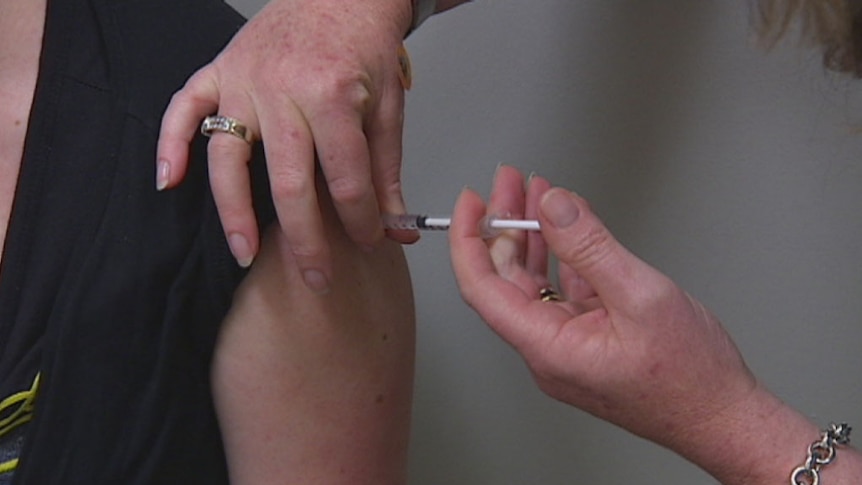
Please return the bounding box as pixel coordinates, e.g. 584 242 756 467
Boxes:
201 115 254 144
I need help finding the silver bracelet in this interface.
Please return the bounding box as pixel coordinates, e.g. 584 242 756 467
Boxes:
411 0 438 31
790 423 852 485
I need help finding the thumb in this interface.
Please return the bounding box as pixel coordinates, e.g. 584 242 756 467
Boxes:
538 188 656 308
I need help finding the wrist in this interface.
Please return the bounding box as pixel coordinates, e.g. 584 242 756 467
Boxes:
818 448 862 485
669 383 821 484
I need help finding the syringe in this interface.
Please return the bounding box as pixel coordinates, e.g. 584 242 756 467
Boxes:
383 213 540 239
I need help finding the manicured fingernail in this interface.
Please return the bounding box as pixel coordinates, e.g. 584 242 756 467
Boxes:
542 190 580 228
302 269 330 295
228 233 254 268
156 159 170 191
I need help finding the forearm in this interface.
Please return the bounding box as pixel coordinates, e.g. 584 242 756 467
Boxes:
212 181 416 484
669 383 862 484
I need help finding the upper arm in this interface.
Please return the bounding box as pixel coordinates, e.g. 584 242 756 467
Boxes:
210 183 415 484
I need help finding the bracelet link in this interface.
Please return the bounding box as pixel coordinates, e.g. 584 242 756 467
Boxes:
790 423 852 485
791 466 820 485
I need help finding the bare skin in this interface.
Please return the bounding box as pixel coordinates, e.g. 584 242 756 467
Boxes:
450 166 862 484
212 178 415 484
0 0 46 267
156 0 470 290
0 1 416 482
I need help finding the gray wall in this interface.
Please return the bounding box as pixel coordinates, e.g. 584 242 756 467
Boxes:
229 1 862 483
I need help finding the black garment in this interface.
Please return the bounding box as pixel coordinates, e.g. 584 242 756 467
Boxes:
0 0 273 482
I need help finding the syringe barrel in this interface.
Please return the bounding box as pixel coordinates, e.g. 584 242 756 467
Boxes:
383 214 451 230
382 213 422 230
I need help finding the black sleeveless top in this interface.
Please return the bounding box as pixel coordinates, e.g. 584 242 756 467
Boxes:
0 0 273 482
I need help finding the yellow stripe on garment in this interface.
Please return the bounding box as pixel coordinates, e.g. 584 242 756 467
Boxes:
0 373 40 438
0 458 18 474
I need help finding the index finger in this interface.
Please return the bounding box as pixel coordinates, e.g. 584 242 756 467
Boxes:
450 188 568 352
157 68 220 190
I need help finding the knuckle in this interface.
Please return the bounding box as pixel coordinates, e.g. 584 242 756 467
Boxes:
175 71 213 105
308 70 374 111
377 164 403 189
638 275 685 314
380 178 404 202
289 242 325 261
326 175 370 205
270 171 311 202
168 88 196 113
559 223 615 271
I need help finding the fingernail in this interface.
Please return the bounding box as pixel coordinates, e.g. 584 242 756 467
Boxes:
228 233 254 268
156 159 170 191
542 190 580 228
302 269 331 295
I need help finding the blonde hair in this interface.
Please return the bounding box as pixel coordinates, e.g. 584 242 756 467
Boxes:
755 0 862 75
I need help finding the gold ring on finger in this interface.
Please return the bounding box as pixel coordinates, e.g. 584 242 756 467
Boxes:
201 115 254 144
397 44 413 90
539 286 561 302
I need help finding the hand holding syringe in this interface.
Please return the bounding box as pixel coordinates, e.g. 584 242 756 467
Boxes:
383 213 540 239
